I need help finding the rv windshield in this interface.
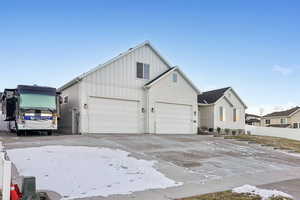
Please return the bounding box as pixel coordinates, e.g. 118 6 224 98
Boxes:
20 93 56 110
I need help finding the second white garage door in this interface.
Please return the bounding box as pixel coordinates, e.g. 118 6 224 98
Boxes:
155 102 193 134
88 97 140 134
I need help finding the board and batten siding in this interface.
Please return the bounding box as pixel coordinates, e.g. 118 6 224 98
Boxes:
59 83 80 134
148 70 198 134
199 105 214 129
214 90 245 130
79 45 170 134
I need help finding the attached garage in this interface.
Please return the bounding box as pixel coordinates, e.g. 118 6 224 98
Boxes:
155 102 193 134
88 97 140 134
58 41 200 135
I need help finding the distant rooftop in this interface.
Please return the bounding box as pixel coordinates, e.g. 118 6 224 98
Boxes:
263 106 300 117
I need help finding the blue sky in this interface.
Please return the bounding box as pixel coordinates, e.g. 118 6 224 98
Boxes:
1 0 299 114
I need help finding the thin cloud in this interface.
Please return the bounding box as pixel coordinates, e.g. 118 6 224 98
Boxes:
247 102 298 115
272 65 293 76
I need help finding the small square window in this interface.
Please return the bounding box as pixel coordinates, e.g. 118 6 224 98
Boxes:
64 96 69 104
265 119 270 124
293 123 298 129
136 62 150 79
172 73 177 83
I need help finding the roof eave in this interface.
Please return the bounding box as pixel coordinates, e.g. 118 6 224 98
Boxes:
145 66 201 94
59 40 173 92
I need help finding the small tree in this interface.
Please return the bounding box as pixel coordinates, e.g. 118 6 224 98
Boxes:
238 129 244 135
224 128 230 135
232 130 237 136
217 127 221 135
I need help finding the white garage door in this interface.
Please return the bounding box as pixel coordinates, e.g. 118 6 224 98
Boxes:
156 102 193 134
88 97 140 134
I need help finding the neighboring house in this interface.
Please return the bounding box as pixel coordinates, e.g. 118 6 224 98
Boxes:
245 113 261 126
58 41 200 135
198 87 247 131
261 106 300 128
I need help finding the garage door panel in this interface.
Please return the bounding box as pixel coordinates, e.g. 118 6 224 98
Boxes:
88 97 140 134
156 102 193 134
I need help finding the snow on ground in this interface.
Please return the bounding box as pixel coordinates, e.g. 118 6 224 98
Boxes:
233 184 293 200
7 146 181 199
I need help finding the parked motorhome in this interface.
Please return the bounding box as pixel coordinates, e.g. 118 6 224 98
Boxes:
1 85 61 135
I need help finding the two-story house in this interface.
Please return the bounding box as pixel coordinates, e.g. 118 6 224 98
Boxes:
261 106 300 128
58 41 200 134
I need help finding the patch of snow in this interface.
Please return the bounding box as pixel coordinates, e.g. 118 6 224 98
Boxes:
233 184 293 200
277 150 300 158
7 146 181 199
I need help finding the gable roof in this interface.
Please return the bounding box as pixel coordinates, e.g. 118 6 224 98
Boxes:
198 87 230 104
198 87 247 108
263 106 300 118
144 66 201 94
59 41 172 91
144 67 175 86
246 113 262 118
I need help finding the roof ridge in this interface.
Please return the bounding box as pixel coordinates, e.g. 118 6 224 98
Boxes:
202 87 231 94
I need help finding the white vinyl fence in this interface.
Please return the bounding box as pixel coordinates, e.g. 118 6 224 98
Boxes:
246 125 300 141
0 143 11 200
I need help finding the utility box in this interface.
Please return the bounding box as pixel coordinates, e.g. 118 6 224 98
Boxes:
21 177 40 200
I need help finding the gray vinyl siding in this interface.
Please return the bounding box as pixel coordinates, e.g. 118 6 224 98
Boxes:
199 105 214 129
59 83 80 134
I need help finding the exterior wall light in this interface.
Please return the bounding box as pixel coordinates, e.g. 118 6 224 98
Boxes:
83 103 88 109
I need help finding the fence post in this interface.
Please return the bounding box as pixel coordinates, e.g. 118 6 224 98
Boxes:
2 159 11 200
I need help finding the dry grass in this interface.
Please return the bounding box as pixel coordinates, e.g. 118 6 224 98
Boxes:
177 191 292 200
224 135 300 153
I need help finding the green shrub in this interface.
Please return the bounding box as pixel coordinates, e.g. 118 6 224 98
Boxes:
224 128 230 135
232 130 237 136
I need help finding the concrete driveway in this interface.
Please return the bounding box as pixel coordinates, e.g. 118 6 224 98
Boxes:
1 132 300 200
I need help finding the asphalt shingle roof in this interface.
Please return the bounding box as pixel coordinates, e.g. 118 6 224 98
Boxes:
197 87 230 104
263 106 300 117
144 67 175 86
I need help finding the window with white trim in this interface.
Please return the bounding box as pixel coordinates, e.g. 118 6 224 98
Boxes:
172 73 178 83
280 118 287 124
265 119 270 124
233 108 238 122
219 107 225 121
136 62 150 79
293 123 299 129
